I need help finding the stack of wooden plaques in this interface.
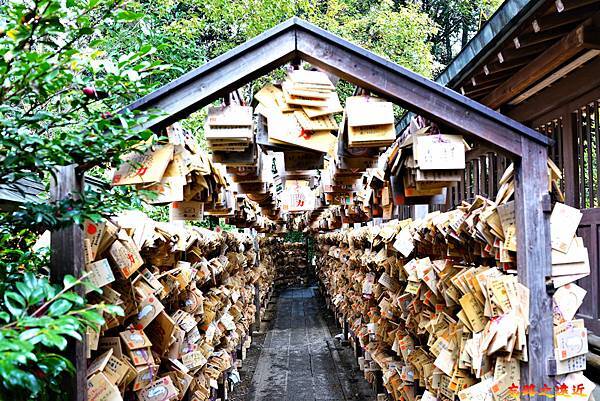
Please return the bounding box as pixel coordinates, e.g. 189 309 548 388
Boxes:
494 158 564 205
254 69 341 154
259 237 308 288
315 196 594 401
205 105 253 153
84 212 269 401
111 125 228 222
547 202 592 388
345 96 395 148
388 123 467 205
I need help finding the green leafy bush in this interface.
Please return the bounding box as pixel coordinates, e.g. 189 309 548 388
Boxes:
0 0 166 398
0 271 123 399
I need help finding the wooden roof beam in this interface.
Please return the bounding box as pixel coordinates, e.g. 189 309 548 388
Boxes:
497 42 548 63
507 54 600 122
126 21 298 130
508 49 600 106
555 0 600 13
513 24 576 48
483 58 529 75
482 22 600 109
532 2 600 32
125 18 552 158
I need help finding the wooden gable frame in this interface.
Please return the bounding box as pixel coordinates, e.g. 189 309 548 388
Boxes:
57 18 558 399
128 18 551 157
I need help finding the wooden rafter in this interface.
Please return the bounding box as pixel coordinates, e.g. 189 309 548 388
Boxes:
555 0 600 13
483 58 530 76
508 49 600 106
482 22 600 109
507 56 600 122
532 2 600 31
497 42 548 63
513 24 576 48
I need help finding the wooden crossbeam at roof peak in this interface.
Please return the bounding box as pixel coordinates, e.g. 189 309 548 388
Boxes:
124 17 552 158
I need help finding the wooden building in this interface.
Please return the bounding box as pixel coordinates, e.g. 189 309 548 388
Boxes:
399 0 600 334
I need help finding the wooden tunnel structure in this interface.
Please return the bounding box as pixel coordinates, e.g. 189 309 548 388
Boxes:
53 17 555 400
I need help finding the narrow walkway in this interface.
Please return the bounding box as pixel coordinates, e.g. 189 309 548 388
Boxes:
247 287 376 401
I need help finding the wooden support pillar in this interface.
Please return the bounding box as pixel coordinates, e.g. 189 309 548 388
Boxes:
217 374 227 400
342 319 349 339
515 140 554 399
254 283 261 332
561 110 579 208
373 370 384 395
50 165 86 401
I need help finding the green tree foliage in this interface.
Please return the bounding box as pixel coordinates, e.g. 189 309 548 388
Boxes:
0 1 165 398
99 0 438 88
415 0 504 67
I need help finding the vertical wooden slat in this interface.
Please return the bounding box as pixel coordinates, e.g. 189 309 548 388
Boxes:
515 141 554 396
557 119 564 174
551 121 558 165
468 161 474 201
456 169 467 205
595 101 600 208
451 186 456 209
480 155 488 198
586 104 594 207
474 159 480 197
488 153 497 197
50 165 86 401
578 110 586 207
562 111 578 208
589 216 598 321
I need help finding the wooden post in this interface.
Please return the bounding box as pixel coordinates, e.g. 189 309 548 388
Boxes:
342 319 349 342
515 141 554 399
50 165 86 401
561 110 579 208
254 283 261 333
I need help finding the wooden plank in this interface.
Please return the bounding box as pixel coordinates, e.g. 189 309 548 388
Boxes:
507 57 600 123
50 165 86 401
578 110 586 207
586 103 594 204
595 100 599 207
483 23 597 109
514 140 554 396
508 50 600 106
